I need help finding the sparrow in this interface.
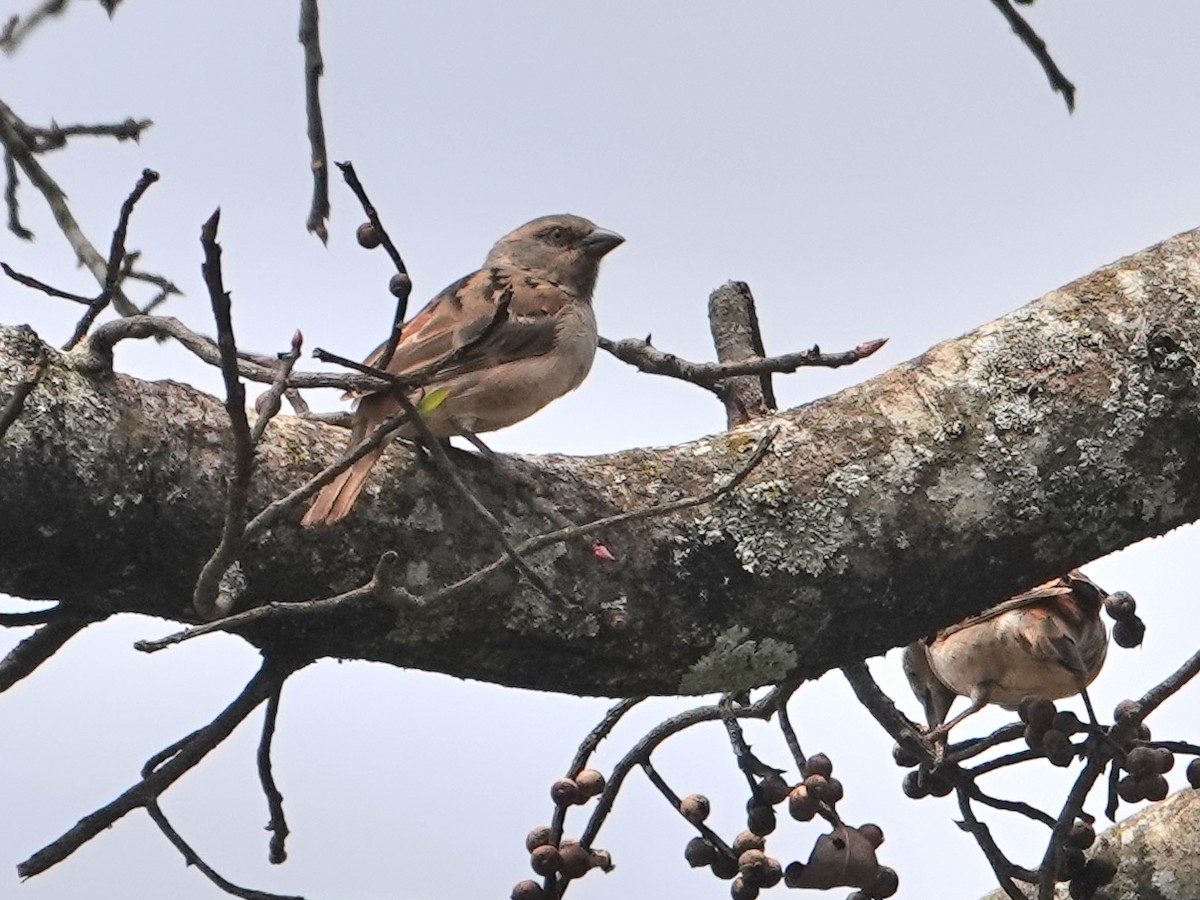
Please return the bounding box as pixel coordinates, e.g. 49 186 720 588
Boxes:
301 213 624 527
903 570 1109 741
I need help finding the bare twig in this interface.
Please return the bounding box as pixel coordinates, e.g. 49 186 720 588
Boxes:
0 613 100 693
251 331 304 445
63 168 160 349
4 148 32 238
956 788 1037 899
988 0 1076 112
0 97 142 314
965 782 1056 827
17 654 294 878
2 261 92 302
0 0 70 55
0 603 61 626
134 553 405 655
298 0 329 242
0 344 47 439
191 209 255 619
841 661 933 767
22 116 149 152
334 161 412 370
600 334 886 394
258 682 290 865
640 759 736 858
145 800 305 900
776 684 807 773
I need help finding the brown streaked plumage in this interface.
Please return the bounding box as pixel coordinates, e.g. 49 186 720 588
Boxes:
903 569 1109 741
301 214 623 527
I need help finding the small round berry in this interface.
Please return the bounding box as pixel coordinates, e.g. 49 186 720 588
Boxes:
1152 747 1175 774
788 784 819 820
729 875 759 900
858 823 885 849
1187 757 1200 789
1141 773 1169 802
511 879 545 900
805 752 834 778
747 804 777 837
550 778 582 807
685 837 719 868
530 845 561 876
355 222 381 249
803 773 830 801
825 777 845 804
575 769 606 798
1125 746 1158 776
925 771 954 797
758 773 791 806
1068 819 1096 850
1104 591 1137 618
1025 723 1047 751
1084 857 1118 885
680 794 711 825
1113 618 1146 649
1117 774 1144 804
738 849 769 882
1056 846 1087 882
732 830 765 856
1021 697 1057 730
388 272 412 299
1113 699 1141 723
758 858 783 888
870 865 900 898
1043 729 1074 767
892 743 920 768
558 843 593 879
525 826 552 853
1052 710 1083 736
1137 723 1152 741
901 770 929 800
711 854 739 880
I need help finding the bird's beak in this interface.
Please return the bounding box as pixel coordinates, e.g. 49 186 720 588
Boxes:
580 228 625 256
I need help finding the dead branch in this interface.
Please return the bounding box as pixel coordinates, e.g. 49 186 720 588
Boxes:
988 0 1076 112
299 0 329 242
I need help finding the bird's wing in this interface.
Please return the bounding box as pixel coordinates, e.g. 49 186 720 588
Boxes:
936 578 1073 637
360 267 570 386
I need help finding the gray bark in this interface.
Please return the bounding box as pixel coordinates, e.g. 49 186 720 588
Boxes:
980 788 1200 900
2 226 1200 697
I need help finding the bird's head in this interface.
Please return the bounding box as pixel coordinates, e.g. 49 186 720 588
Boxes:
485 213 624 299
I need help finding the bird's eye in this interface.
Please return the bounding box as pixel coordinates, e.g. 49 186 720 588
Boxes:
544 225 566 243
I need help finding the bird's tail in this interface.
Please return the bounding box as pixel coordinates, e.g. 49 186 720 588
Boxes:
300 447 384 527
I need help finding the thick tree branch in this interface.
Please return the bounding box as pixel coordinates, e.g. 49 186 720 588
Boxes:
3 227 1200 696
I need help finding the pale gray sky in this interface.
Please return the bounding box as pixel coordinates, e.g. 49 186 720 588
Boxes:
2 2 1199 899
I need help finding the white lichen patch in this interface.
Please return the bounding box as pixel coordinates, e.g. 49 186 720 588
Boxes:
678 625 798 694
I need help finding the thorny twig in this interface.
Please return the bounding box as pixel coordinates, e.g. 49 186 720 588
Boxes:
0 0 71 55
299 0 329 242
988 0 1076 112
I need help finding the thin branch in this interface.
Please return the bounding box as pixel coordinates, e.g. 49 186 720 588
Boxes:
251 332 304 445
600 334 886 394
4 148 32 238
134 553 404 655
840 661 933 767
334 161 412 369
191 209 255 619
63 167 160 350
0 0 70 55
22 116 150 152
945 722 1025 765
0 97 141 314
0 344 47 439
776 684 807 773
965 782 1056 828
956 788 1037 899
0 613 99 693
0 603 61 626
1 261 92 302
17 654 293 878
145 800 306 900
988 0 1076 112
258 682 290 865
298 0 329 242
640 759 736 858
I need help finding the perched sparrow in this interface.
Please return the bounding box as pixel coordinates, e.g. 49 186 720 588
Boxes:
301 213 624 527
903 570 1109 741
